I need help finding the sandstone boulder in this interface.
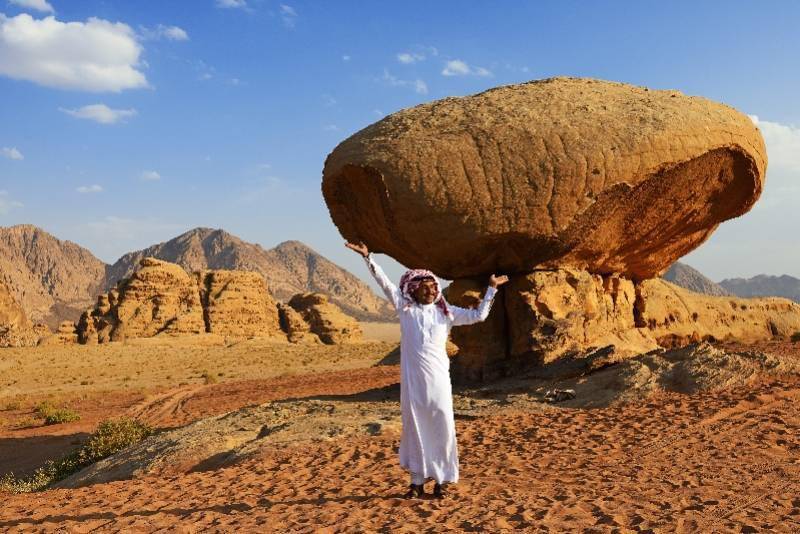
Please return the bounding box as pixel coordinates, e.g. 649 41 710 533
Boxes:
38 320 78 346
288 293 362 344
197 270 283 338
323 77 766 280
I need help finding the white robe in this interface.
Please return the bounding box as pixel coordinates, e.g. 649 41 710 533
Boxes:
365 254 497 484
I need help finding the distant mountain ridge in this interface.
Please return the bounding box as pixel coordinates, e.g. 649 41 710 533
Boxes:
661 262 730 296
720 274 800 303
0 225 106 328
0 225 394 326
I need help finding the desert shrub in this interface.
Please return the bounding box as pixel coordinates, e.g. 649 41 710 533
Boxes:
0 418 153 493
791 331 800 343
34 401 81 425
201 369 217 385
3 400 21 411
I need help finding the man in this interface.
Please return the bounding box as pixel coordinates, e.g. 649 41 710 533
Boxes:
346 241 508 499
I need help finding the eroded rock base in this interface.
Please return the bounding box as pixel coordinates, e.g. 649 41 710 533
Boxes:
446 270 800 382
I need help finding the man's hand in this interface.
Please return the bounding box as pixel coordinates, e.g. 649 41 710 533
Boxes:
489 274 509 288
345 241 369 257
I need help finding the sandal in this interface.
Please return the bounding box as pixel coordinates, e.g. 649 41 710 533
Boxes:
433 483 449 499
404 483 425 499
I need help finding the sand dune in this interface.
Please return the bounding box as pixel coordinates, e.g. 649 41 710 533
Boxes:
1 340 799 531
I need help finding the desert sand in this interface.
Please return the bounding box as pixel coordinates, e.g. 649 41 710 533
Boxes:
1 334 799 532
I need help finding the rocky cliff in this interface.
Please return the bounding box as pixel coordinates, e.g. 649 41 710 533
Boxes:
0 225 106 329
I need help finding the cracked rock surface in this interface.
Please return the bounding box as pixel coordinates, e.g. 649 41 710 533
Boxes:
322 77 766 280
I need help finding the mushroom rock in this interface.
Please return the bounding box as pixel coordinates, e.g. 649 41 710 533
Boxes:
322 77 766 280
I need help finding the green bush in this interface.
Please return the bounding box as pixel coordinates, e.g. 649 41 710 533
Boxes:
0 418 153 493
791 331 800 343
34 401 81 425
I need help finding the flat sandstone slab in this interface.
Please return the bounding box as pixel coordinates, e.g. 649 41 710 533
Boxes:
323 77 766 279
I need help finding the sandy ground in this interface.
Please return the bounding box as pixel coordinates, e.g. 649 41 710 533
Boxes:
1 338 799 532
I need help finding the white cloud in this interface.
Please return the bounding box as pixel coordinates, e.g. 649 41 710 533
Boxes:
60 104 137 124
8 0 53 13
216 0 247 8
342 54 351 62
76 184 103 193
0 190 23 214
140 170 161 181
397 52 424 64
381 69 428 94
140 24 189 41
442 59 492 77
323 124 339 131
0 13 148 92
1 146 23 160
750 115 800 174
280 4 297 28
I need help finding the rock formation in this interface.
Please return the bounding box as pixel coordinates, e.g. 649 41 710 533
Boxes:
662 262 730 296
277 303 321 344
446 273 800 381
323 77 766 280
79 258 205 343
106 228 394 322
288 293 362 344
0 224 106 329
76 258 360 345
0 279 39 347
38 321 79 346
197 270 283 338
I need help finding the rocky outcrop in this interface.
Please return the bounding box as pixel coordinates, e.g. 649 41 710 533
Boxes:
107 228 394 322
38 321 79 346
288 293 362 344
79 258 205 344
0 225 107 329
446 272 800 381
635 279 800 347
0 279 39 347
277 303 321 344
197 270 283 338
323 77 766 280
662 262 730 296
76 258 360 345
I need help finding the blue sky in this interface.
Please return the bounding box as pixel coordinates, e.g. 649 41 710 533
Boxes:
1 0 799 290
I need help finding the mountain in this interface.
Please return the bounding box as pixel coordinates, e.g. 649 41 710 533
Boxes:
105 228 394 321
661 262 730 296
0 225 106 328
719 274 800 303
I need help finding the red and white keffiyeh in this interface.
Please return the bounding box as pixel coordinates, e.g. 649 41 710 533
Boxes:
399 269 451 318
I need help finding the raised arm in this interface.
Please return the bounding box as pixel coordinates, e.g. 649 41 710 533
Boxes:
345 242 403 311
449 274 508 326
